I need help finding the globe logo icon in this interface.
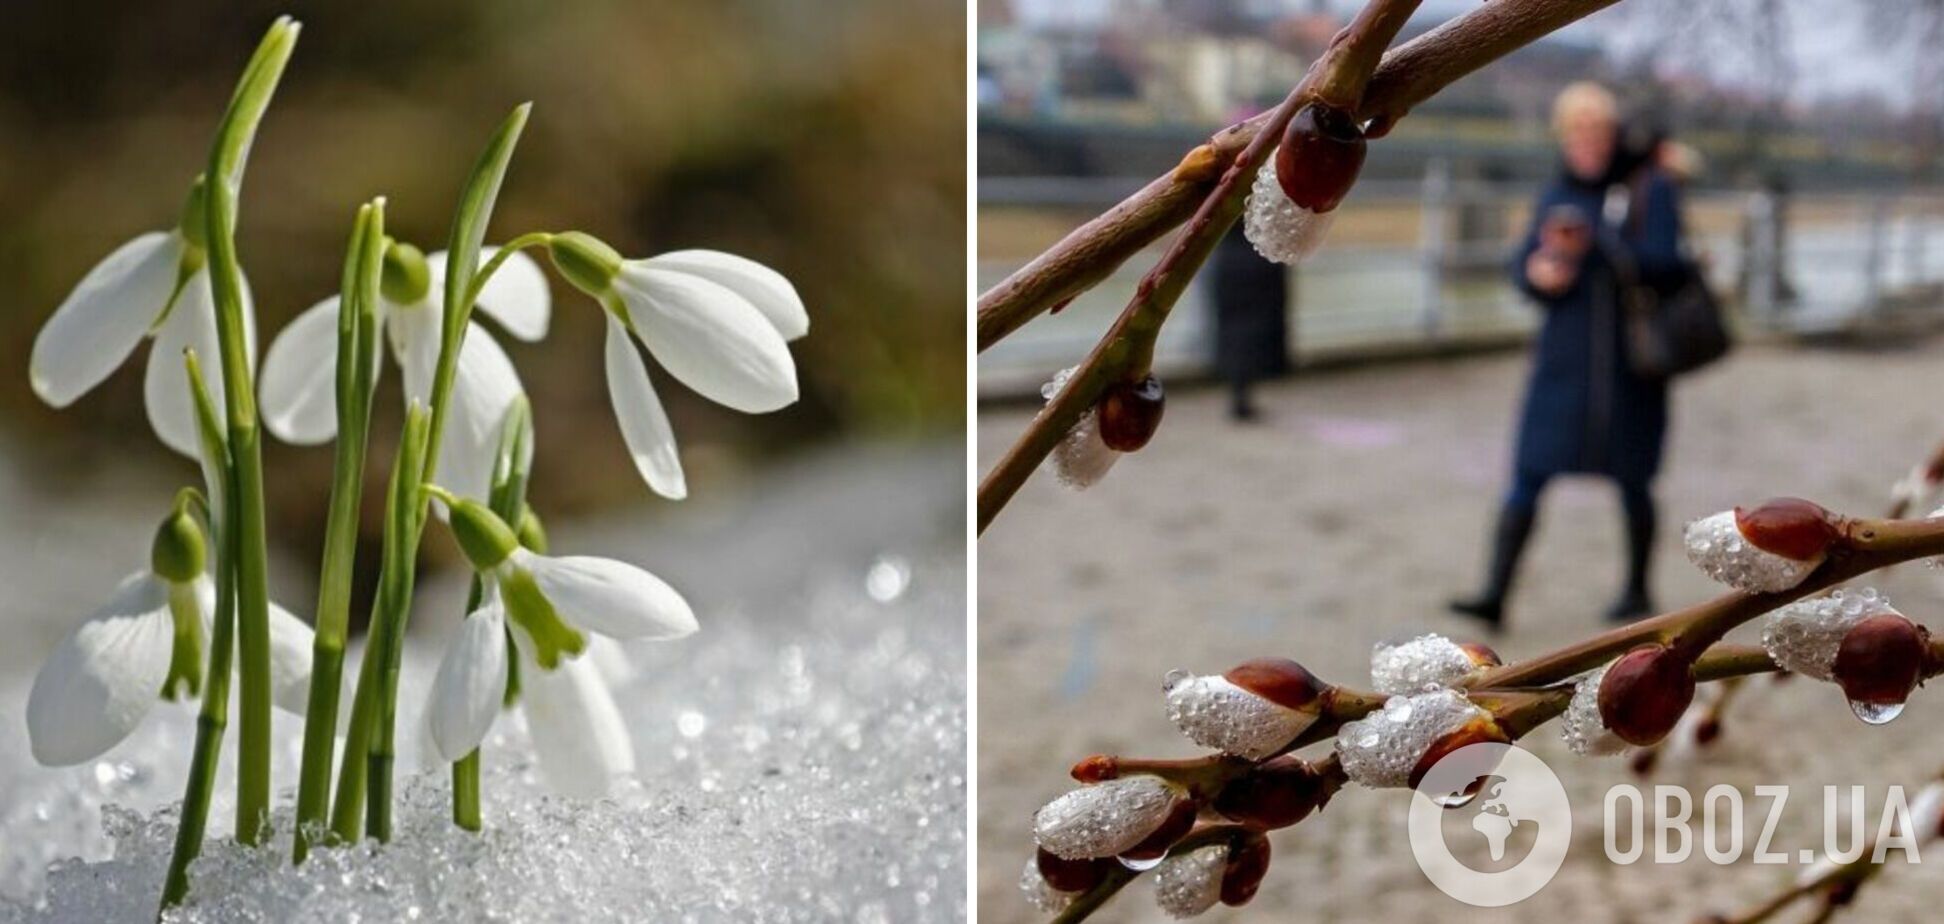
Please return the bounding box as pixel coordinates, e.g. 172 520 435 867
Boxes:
1408 743 1573 907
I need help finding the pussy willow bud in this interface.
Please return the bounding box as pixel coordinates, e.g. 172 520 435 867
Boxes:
1762 588 1894 682
1034 775 1192 860
1070 754 1119 784
1336 689 1505 790
1219 832 1272 907
1684 499 1837 592
150 507 207 584
1035 847 1111 893
1370 634 1497 695
1274 103 1367 213
1164 658 1327 760
1597 645 1696 746
1561 665 1630 757
1153 843 1227 919
1019 857 1078 914
1097 374 1165 452
1042 366 1117 489
1831 613 1929 713
1213 755 1326 829
1120 798 1199 862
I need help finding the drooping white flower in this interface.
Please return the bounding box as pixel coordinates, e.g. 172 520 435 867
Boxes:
427 493 698 797
26 550 314 768
548 233 807 500
258 243 548 503
29 226 257 458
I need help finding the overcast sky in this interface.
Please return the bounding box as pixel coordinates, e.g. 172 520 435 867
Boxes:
1002 0 1919 109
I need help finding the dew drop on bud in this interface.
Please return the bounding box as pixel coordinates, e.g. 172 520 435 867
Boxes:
1763 589 1899 682
1098 374 1165 452
1848 699 1905 725
1273 102 1366 214
1832 612 1928 722
1370 634 1486 695
1597 645 1696 747
1041 366 1119 489
1034 775 1188 860
1243 161 1335 265
1119 853 1165 872
1153 844 1226 919
1335 689 1500 790
1165 671 1317 760
1561 665 1630 757
1684 507 1827 592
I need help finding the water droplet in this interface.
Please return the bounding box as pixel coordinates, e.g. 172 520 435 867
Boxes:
1849 699 1905 725
1434 787 1480 809
864 555 911 603
676 711 708 738
1162 669 1190 693
1118 854 1164 871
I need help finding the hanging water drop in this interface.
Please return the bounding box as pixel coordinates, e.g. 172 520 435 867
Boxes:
1849 699 1905 725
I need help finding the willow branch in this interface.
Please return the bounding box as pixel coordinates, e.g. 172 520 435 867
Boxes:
975 0 1622 352
977 0 1422 533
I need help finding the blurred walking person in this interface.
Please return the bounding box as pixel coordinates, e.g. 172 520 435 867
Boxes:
1450 83 1690 629
1209 222 1289 420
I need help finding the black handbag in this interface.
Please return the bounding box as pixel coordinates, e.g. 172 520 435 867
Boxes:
1607 177 1732 379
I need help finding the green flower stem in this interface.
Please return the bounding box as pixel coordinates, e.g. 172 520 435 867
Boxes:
468 232 554 308
159 352 236 915
453 399 534 831
329 404 430 843
200 16 299 846
292 199 387 863
342 104 531 840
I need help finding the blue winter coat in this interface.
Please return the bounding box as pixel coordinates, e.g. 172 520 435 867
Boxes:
1509 169 1683 486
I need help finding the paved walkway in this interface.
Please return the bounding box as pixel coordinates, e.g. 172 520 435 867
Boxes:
979 341 1944 922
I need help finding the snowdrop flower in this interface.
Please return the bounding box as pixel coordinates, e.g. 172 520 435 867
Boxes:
546 232 806 500
26 505 313 766
258 242 549 503
425 490 698 796
29 179 256 458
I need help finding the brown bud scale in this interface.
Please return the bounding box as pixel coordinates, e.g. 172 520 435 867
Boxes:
1070 754 1119 784
1734 498 1838 562
1213 756 1325 830
1223 657 1326 712
1036 847 1110 893
1407 713 1509 790
1273 103 1367 213
1119 797 1198 861
1598 645 1697 747
1097 375 1165 452
1219 832 1273 907
1832 613 1929 706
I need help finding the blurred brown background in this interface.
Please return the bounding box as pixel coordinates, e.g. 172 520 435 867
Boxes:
0 0 965 599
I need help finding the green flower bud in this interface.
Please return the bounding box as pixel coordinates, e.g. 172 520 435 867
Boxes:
547 231 624 297
444 494 521 570
382 239 432 305
500 566 586 670
150 509 206 584
517 508 549 554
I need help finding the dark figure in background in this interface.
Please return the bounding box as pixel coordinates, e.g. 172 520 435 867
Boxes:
1450 82 1688 630
1209 222 1290 420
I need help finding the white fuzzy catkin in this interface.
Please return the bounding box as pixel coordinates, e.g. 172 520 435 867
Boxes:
1760 587 1892 681
1033 775 1181 860
1335 689 1491 789
1163 671 1314 760
1370 634 1479 695
1243 161 1334 265
1684 510 1823 592
1041 366 1118 489
1019 857 1077 914
1560 666 1629 757
1153 844 1227 919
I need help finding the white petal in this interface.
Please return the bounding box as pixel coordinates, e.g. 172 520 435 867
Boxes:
429 599 509 762
615 264 799 413
267 601 315 715
258 296 344 444
31 232 181 408
144 271 223 457
26 573 176 766
517 550 698 641
432 248 551 342
603 313 686 499
519 652 633 798
387 300 443 407
641 250 807 340
435 323 526 505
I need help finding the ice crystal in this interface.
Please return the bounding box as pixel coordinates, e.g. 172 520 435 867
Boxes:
1152 843 1226 919
1163 672 1312 760
1684 510 1822 593
1242 161 1333 265
1761 587 1890 681
1560 666 1628 757
1369 635 1478 696
1033 776 1181 860
1334 689 1486 790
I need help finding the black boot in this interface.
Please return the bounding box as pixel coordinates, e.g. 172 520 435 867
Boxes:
1229 377 1257 422
1448 505 1536 633
1607 489 1656 622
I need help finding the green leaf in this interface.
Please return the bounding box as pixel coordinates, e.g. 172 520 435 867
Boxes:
441 103 532 339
